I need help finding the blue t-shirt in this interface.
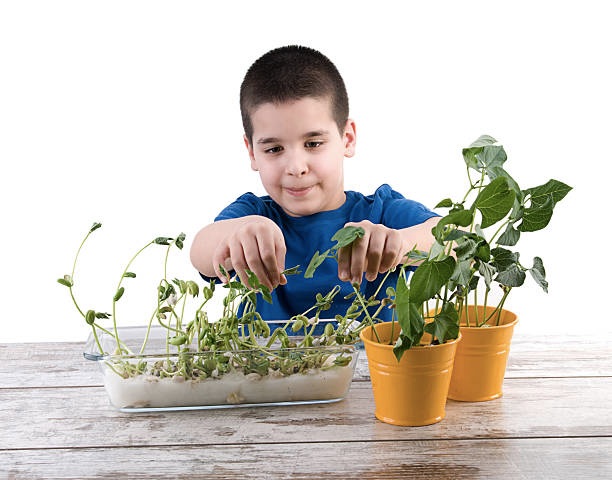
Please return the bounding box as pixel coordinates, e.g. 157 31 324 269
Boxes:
210 184 437 323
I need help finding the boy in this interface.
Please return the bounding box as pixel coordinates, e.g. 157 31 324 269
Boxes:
190 45 439 321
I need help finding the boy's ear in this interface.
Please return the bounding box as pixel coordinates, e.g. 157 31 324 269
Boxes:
244 134 258 171
343 119 357 158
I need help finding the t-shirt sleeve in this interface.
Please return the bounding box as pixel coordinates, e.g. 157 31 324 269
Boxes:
214 193 266 221
374 184 439 229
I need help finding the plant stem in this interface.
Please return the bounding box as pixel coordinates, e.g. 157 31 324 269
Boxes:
139 306 159 355
351 283 381 343
112 240 154 352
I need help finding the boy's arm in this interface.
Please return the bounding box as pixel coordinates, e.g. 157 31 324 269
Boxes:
337 217 440 284
189 215 287 289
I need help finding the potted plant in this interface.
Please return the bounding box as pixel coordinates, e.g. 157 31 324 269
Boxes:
58 223 360 412
420 134 572 401
305 228 462 427
305 134 571 424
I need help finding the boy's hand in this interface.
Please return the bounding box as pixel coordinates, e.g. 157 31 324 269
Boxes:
337 220 405 284
212 216 287 290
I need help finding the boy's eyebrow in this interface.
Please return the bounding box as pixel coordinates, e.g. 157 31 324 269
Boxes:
256 130 330 144
303 130 330 138
256 137 281 145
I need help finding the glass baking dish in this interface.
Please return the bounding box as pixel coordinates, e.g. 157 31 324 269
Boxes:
84 325 358 412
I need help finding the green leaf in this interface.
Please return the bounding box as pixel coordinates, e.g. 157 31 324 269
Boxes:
478 261 497 289
467 275 480 292
519 193 553 232
172 278 187 294
454 235 489 262
282 265 301 276
488 165 522 195
113 287 125 302
224 281 244 290
245 270 261 289
467 134 498 148
424 302 459 344
158 282 176 301
89 222 102 233
85 310 96 325
186 280 199 297
449 259 473 290
406 248 430 263
305 227 365 279
393 334 414 362
495 264 526 287
123 272 136 278
432 209 474 242
333 355 352 366
491 247 519 271
426 242 445 261
474 176 515 228
57 275 73 287
497 224 521 246
435 198 454 208
529 257 548 293
462 135 506 171
409 256 456 305
154 237 172 245
304 250 328 278
260 285 273 304
519 180 572 232
331 226 365 249
218 264 229 278
526 179 572 207
169 334 187 346
395 274 423 345
174 233 186 250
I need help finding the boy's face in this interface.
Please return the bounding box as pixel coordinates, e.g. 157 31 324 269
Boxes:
245 96 356 217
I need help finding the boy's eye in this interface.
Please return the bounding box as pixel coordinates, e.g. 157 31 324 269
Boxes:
305 141 323 148
264 146 283 154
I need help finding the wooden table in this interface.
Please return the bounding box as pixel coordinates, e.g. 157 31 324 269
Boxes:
1 333 611 479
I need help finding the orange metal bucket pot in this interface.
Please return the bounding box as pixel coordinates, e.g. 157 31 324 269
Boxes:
448 305 518 402
360 322 460 426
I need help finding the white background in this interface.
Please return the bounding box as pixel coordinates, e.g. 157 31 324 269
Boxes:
1 1 609 343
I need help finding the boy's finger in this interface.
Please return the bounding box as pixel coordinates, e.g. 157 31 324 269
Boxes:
349 236 368 284
243 253 273 289
216 258 233 283
273 239 287 288
252 228 284 289
365 234 384 281
212 246 232 283
337 246 352 282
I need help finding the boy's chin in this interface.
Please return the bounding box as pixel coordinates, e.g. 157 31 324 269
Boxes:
278 198 319 217
280 205 315 218
281 200 339 218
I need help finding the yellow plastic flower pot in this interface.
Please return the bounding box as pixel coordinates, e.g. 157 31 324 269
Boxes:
448 305 518 402
359 322 460 427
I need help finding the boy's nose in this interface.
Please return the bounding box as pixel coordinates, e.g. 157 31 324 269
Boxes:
285 152 309 176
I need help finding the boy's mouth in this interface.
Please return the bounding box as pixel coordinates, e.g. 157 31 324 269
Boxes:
284 186 313 197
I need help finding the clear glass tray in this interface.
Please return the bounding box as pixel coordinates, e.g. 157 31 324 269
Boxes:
84 324 358 412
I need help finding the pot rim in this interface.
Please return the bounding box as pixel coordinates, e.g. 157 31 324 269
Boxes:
359 322 462 349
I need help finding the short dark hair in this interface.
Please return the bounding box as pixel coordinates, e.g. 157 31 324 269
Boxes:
240 45 349 144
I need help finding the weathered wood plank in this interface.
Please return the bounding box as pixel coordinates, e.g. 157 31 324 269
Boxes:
507 334 612 377
2 333 611 389
1 377 610 450
2 438 611 479
0 342 100 388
